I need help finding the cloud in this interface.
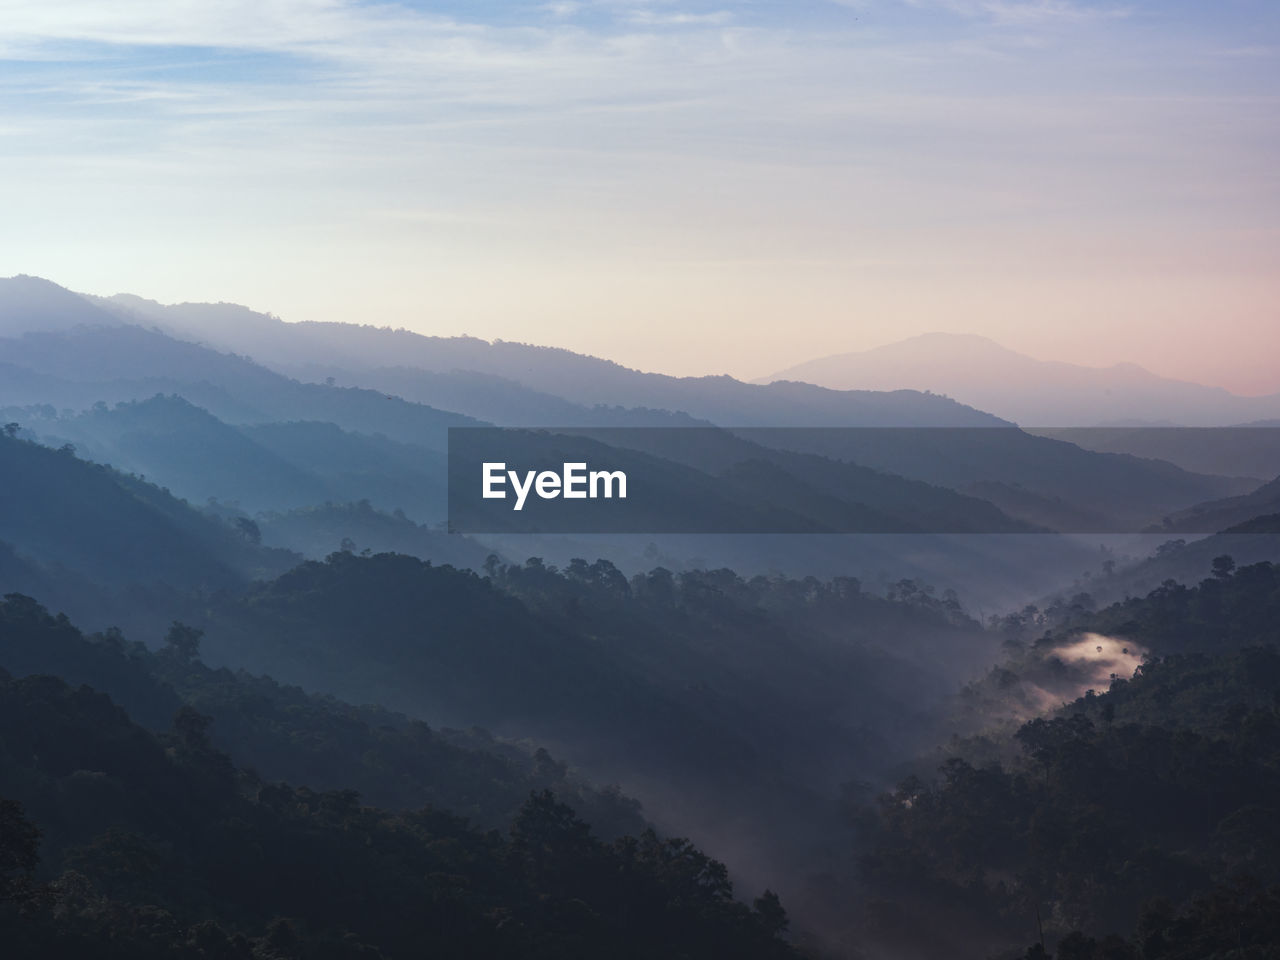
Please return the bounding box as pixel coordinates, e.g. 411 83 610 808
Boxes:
541 2 583 16
624 10 733 26
1 0 1275 386
899 0 1132 26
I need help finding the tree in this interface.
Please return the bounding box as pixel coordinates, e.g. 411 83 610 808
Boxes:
233 516 261 544
164 621 203 662
0 797 41 903
753 890 789 936
1212 554 1236 579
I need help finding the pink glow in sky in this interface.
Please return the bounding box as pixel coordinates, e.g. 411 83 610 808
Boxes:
1 1 1276 392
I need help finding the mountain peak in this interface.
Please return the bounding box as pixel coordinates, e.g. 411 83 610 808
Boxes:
762 333 1280 427
866 331 1024 359
0 275 126 336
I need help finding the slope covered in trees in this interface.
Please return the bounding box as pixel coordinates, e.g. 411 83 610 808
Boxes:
0 667 796 959
0 594 643 837
837 561 1280 959
0 429 297 592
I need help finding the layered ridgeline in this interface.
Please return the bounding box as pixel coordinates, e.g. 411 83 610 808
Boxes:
2 276 1264 546
0 425 301 634
4 275 998 429
18 395 450 521
762 332 1280 428
0 418 1009 946
5 542 1280 959
0 309 1156 605
829 559 1280 959
2 274 1280 957
0 427 494 633
0 428 1016 953
1147 473 1280 536
87 285 1002 427
0 402 1082 611
0 599 794 959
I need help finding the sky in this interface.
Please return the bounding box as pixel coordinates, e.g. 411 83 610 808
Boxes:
1 0 1278 392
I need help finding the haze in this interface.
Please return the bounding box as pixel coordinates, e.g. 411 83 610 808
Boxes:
1 1 1277 391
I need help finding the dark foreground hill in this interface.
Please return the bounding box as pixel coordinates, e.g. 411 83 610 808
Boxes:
0 666 795 958
173 549 1000 920
0 594 643 836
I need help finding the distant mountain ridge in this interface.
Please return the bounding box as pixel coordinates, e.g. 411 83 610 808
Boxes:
762 332 1280 427
84 284 1006 427
0 274 126 336
0 322 481 449
0 275 1263 538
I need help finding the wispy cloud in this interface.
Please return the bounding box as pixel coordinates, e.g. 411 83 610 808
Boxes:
624 10 733 26
541 1 584 17
899 0 1131 26
0 0 1276 385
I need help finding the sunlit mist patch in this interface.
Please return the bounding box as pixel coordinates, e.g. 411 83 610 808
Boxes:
1055 632 1145 688
955 632 1150 734
1023 632 1147 715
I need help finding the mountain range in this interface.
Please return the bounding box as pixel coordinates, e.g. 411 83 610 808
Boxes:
4 273 1280 959
1 272 1276 593
762 332 1280 428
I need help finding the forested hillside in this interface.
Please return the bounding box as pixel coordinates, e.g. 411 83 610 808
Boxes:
0 429 296 591
0 668 795 959
1 278 1278 958
0 594 644 836
835 561 1280 959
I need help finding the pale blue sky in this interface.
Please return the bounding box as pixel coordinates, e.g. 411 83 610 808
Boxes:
1 1 1277 390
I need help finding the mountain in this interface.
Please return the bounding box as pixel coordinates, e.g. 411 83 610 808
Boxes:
0 274 126 336
33 395 333 511
1097 529 1280 607
84 286 1006 427
762 332 1280 427
184 551 1001 905
289 364 712 427
14 396 450 521
0 634 795 958
718 426 1251 531
240 421 449 520
1151 474 1280 535
449 427 1038 535
21 281 1256 534
0 592 644 837
1029 425 1280 482
838 566 1280 959
253 500 493 568
0 322 481 448
0 428 299 632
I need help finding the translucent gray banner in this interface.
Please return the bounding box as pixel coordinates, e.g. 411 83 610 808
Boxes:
447 426 1280 534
